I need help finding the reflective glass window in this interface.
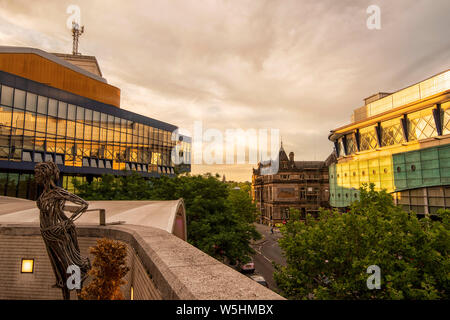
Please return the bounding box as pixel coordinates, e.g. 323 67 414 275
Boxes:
58 102 67 119
359 126 378 151
66 120 75 138
443 101 450 135
55 137 65 154
76 106 84 122
48 99 58 117
57 119 66 136
382 117 405 146
107 114 114 129
37 96 48 114
12 109 25 129
26 93 37 112
1 85 13 106
55 154 64 165
84 125 92 140
93 111 100 126
121 118 127 133
23 131 34 150
22 151 32 161
100 113 107 128
0 106 12 127
76 122 84 139
408 108 437 141
85 109 92 125
67 104 76 120
34 152 43 163
47 117 57 135
92 126 100 141
46 135 56 153
14 89 26 109
34 133 45 151
24 113 36 131
36 114 46 132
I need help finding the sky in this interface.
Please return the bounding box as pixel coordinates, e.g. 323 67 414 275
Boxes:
0 0 449 181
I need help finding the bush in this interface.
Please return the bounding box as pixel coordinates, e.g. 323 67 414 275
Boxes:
81 238 130 300
274 184 450 300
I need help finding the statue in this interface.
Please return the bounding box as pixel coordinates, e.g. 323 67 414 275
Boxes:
35 161 91 300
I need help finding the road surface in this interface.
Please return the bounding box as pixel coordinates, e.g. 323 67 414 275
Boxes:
251 223 286 291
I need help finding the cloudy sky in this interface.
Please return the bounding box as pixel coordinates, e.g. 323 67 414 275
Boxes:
0 0 449 181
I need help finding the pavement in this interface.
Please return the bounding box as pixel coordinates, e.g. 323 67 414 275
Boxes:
250 223 286 291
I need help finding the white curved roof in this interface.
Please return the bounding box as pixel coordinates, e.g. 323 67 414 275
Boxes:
0 197 186 239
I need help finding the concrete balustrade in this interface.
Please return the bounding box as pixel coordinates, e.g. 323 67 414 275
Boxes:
0 223 284 300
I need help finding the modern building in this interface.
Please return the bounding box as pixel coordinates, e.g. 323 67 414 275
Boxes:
0 46 191 200
328 69 450 215
252 144 332 225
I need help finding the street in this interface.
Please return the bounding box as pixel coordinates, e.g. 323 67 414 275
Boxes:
250 223 286 291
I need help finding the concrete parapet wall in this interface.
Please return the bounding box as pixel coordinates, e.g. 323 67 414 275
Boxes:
0 223 284 300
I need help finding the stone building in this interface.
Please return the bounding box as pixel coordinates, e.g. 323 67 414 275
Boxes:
252 144 333 225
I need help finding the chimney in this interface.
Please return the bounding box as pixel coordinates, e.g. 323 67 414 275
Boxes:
289 152 294 162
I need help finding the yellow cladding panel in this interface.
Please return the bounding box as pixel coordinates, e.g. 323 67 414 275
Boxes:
0 53 121 108
337 155 395 193
341 163 350 188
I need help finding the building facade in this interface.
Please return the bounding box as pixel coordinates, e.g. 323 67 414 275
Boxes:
252 145 331 225
328 69 450 215
0 46 191 199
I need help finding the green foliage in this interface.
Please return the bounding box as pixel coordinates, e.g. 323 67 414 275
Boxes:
73 171 154 200
274 184 450 300
73 172 261 265
81 238 129 300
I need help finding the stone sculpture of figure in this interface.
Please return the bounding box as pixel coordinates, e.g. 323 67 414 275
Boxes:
35 161 91 300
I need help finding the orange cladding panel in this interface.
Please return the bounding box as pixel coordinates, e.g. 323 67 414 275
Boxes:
0 53 120 108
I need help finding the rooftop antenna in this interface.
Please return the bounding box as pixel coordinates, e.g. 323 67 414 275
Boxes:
71 21 84 55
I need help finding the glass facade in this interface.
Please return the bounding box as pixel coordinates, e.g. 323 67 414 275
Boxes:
342 105 449 155
359 126 378 151
407 107 437 141
381 117 405 146
0 83 192 199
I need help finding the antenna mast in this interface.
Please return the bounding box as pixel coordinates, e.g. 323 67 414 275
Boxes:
71 21 84 55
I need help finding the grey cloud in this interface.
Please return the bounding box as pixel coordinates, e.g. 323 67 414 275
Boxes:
0 0 449 181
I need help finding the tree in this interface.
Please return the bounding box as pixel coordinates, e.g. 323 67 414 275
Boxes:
148 173 261 264
73 173 261 265
81 238 129 300
274 184 450 300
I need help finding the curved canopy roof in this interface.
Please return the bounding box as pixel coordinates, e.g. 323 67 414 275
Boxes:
0 197 187 241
